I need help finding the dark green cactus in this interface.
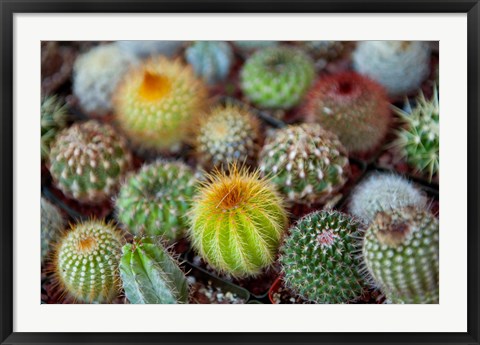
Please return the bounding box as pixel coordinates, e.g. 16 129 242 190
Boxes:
41 95 69 160
41 197 65 263
120 237 189 304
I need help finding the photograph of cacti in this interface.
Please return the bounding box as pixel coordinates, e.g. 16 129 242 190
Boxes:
41 40 439 304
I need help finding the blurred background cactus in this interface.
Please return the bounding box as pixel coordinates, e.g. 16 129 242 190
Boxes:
116 40 185 59
185 41 233 85
41 197 65 263
41 95 69 160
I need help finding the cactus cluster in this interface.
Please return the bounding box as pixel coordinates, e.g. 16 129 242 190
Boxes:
259 124 350 205
113 57 208 152
53 220 124 303
363 207 439 303
349 173 427 223
240 46 315 110
188 164 288 277
280 210 365 304
194 104 261 169
41 197 65 263
185 41 233 85
48 121 132 203
73 44 137 115
392 87 439 180
304 72 391 153
41 95 69 160
353 41 431 97
120 237 188 304
115 161 197 242
116 40 184 59
233 41 279 55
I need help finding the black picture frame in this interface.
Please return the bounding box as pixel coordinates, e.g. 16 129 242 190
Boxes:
1 1 479 344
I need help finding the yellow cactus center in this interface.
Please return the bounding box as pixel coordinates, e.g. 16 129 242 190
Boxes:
215 180 248 210
77 237 97 253
139 71 172 101
210 121 229 140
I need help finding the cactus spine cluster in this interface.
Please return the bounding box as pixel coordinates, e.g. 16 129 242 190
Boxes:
48 121 132 203
73 44 137 115
349 173 427 223
304 72 391 153
41 95 69 160
185 41 233 85
113 57 208 152
41 197 65 263
363 207 439 303
120 237 188 304
54 220 124 303
280 210 365 304
188 164 288 277
353 41 431 97
194 104 260 169
392 87 439 180
240 46 315 109
116 40 184 59
259 124 350 205
115 161 197 242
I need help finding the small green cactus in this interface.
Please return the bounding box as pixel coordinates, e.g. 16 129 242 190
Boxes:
120 237 189 304
188 164 288 277
54 220 124 303
240 46 315 110
185 41 233 85
349 173 427 223
194 104 260 169
41 197 65 263
115 161 197 242
41 95 69 160
48 121 132 203
363 207 439 303
392 87 439 181
280 210 366 304
259 124 350 205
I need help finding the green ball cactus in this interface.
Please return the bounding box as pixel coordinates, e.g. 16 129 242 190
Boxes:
304 72 391 153
48 120 132 204
194 104 261 169
188 164 288 277
280 210 366 304
185 41 233 85
115 161 197 242
120 237 189 304
353 41 431 97
73 44 138 115
240 46 315 110
54 220 124 303
363 207 439 303
392 87 439 181
41 197 65 263
41 95 69 160
113 56 208 152
259 124 350 205
349 173 427 223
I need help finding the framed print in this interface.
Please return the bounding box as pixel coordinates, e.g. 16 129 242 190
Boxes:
1 1 479 344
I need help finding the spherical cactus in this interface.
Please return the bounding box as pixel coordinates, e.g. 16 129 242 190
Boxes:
349 173 427 223
240 46 315 110
280 210 366 304
115 161 197 242
353 41 431 97
116 40 184 59
48 120 132 204
233 40 279 55
392 87 439 181
185 41 233 85
120 237 188 304
304 72 391 153
363 207 439 303
73 44 138 115
41 197 65 263
53 220 124 303
194 104 261 169
188 164 288 277
113 57 208 152
41 95 69 160
259 124 350 205
299 40 351 63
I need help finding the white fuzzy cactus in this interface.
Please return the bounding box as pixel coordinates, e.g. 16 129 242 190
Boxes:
349 173 427 223
73 44 138 115
116 40 184 58
353 41 431 97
